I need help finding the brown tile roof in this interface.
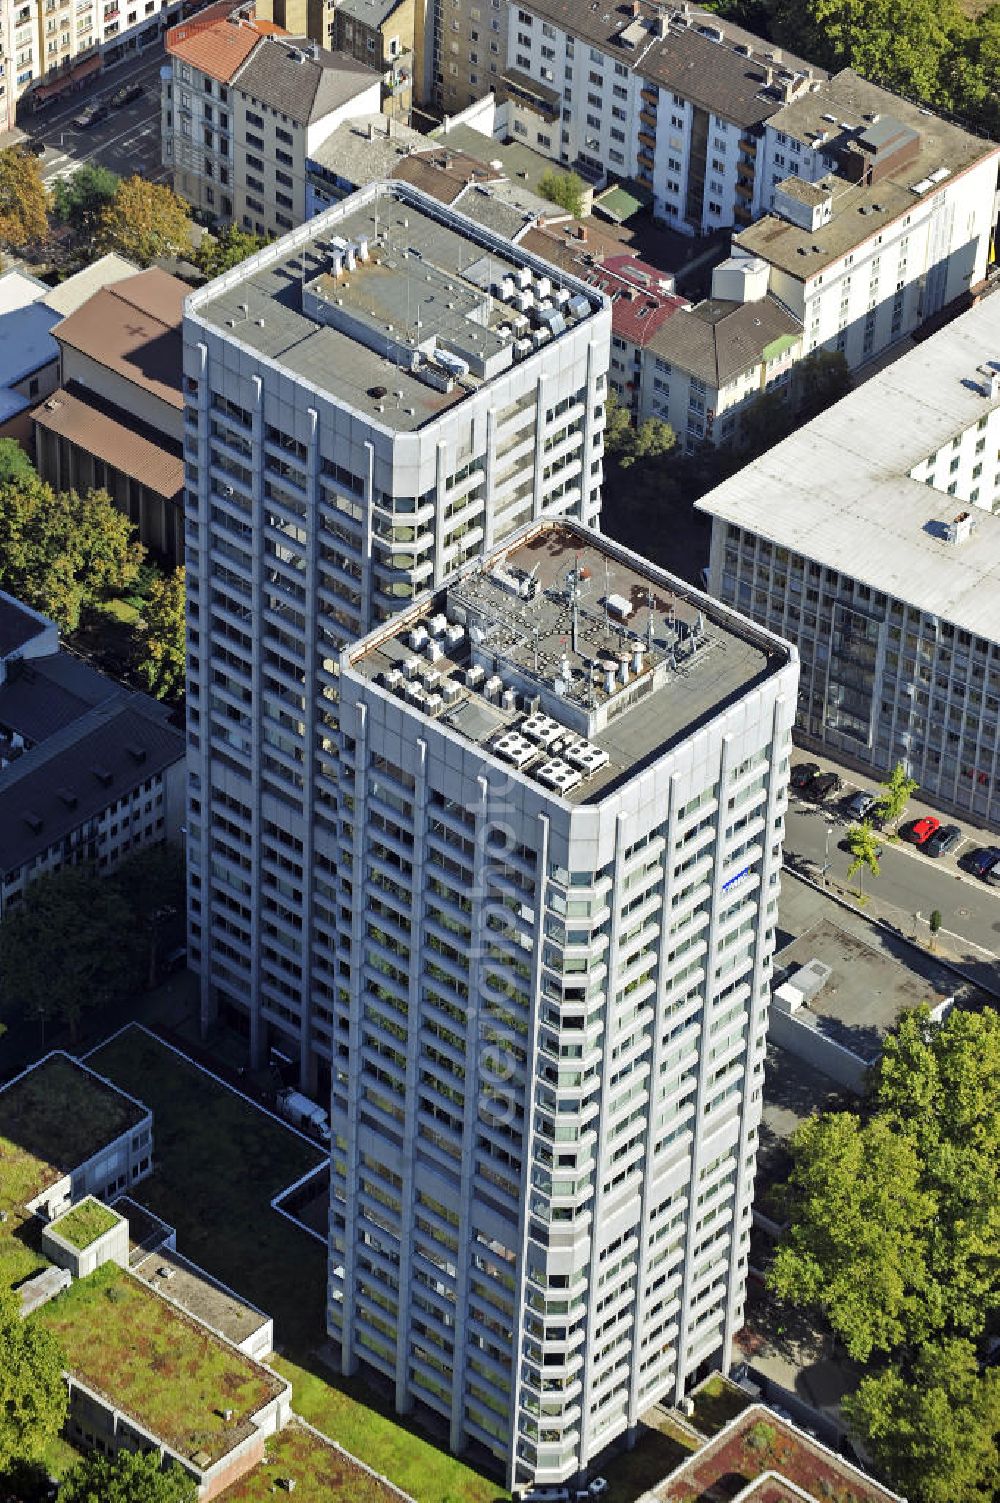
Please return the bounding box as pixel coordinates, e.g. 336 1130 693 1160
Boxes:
234 38 380 126
647 293 801 387
53 270 185 410
392 149 503 204
32 384 184 500
166 5 279 82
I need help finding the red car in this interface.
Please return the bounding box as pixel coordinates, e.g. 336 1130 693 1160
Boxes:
903 816 940 845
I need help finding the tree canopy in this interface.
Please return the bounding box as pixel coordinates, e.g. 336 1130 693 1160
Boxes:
52 164 121 235
0 474 143 633
59 1449 198 1503
770 1004 1000 1363
97 177 192 266
133 567 185 702
538 168 586 217
196 224 269 279
0 148 48 250
845 821 880 896
876 760 919 828
0 440 37 487
844 1339 1000 1503
0 1285 67 1473
0 865 145 1042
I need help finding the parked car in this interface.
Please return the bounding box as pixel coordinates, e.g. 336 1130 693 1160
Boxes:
845 789 878 820
111 80 143 107
790 762 820 792
806 771 842 803
966 846 1000 879
924 823 962 858
902 816 941 845
73 99 108 127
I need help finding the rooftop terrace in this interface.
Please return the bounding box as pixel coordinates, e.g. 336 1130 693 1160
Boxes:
347 520 789 801
190 181 604 433
0 1053 147 1216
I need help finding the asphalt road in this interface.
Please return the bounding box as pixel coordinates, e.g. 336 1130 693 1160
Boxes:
783 776 1000 983
12 43 167 187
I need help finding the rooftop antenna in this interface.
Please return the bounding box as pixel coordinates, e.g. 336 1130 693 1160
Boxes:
603 559 611 642
646 588 654 653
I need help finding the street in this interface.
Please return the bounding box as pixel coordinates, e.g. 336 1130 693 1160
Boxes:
8 43 167 188
782 759 1000 994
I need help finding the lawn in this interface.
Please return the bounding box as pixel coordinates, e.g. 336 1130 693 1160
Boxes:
219 1417 408 1503
597 1418 698 1502
688 1374 751 1437
0 1208 47 1297
50 1196 120 1250
36 1262 284 1466
88 1027 506 1503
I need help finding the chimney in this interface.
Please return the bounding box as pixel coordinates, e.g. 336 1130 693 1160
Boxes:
946 511 973 544
576 224 587 242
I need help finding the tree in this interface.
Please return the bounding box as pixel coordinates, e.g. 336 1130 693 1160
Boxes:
113 842 185 986
0 1285 67 1473
0 439 36 487
845 820 880 896
196 223 268 279
0 476 143 633
875 760 918 830
59 1449 197 1503
52 164 120 236
0 147 48 250
844 1339 1000 1503
0 866 144 1042
797 349 851 420
928 908 943 950
602 388 636 458
133 567 185 701
97 177 192 266
538 168 586 217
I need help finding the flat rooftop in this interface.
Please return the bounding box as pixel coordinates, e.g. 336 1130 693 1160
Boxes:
736 69 998 275
133 1246 270 1349
0 1053 148 1215
774 918 959 1060
696 295 1000 640
35 1262 285 1469
655 1401 903 1502
347 520 789 802
190 181 604 433
217 1416 407 1503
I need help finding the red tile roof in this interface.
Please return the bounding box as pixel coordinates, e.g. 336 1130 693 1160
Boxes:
166 4 283 81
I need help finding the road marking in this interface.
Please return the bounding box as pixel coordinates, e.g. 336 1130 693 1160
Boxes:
913 912 998 960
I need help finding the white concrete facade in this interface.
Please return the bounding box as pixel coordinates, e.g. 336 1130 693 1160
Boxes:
182 182 610 1091
329 519 798 1488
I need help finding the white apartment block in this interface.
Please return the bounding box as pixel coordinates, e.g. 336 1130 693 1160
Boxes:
163 8 380 235
331 517 798 1487
698 297 1000 829
1 0 177 132
426 0 819 237
182 181 610 1091
736 70 1000 369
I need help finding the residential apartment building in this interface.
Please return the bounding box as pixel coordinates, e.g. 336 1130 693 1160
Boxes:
162 3 380 234
638 257 802 448
330 517 797 1487
734 69 1000 369
33 267 187 566
1 0 178 132
0 591 185 918
328 0 415 118
425 0 819 237
698 296 1000 829
182 180 610 1090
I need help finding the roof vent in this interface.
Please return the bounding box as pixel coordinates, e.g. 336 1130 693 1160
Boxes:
92 765 113 787
946 510 973 544
23 810 43 834
126 744 147 764
57 787 78 809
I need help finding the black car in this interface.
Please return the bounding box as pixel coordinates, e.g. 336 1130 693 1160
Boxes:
73 99 109 128
966 846 1000 879
790 762 820 791
111 81 143 107
807 771 843 803
924 823 962 858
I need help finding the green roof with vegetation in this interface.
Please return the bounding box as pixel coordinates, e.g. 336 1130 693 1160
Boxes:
35 1262 285 1467
49 1196 122 1250
0 1053 146 1214
218 1419 408 1503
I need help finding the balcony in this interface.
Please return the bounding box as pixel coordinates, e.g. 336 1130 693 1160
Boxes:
638 129 656 150
640 85 658 105
639 108 656 130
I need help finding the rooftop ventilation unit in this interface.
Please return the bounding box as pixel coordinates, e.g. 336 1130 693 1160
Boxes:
445 622 465 650
425 692 444 717
428 612 448 637
409 624 429 651
484 674 504 702
523 712 565 747
403 655 422 679
493 730 538 769
442 679 462 706
536 758 583 794
565 740 610 775
466 664 485 689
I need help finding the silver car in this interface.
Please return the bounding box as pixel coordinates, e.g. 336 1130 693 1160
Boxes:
846 790 878 820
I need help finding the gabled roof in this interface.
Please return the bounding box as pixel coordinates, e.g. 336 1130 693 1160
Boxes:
392 148 503 204
32 384 184 503
647 294 801 388
0 592 51 660
234 37 380 126
52 268 186 410
166 3 278 82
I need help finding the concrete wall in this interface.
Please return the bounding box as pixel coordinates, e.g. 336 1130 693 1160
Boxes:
767 1004 869 1094
43 1202 130 1278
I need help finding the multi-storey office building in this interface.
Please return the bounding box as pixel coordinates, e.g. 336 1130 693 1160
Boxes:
698 297 1000 829
734 70 1000 369
183 180 610 1090
330 518 797 1487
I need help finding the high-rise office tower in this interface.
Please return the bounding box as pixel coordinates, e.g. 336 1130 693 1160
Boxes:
331 517 798 1488
182 181 609 1090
